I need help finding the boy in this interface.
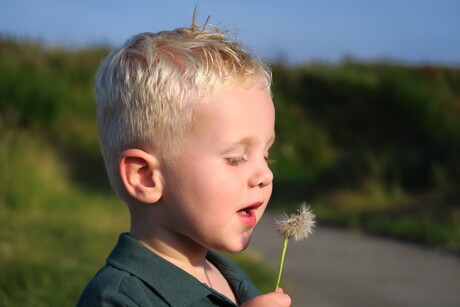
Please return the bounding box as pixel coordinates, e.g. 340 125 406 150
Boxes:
77 16 291 307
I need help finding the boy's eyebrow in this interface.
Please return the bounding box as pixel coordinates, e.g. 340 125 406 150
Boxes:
230 135 276 147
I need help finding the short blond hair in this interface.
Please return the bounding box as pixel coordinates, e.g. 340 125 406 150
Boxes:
95 17 272 198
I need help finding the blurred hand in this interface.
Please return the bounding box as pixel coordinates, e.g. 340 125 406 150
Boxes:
240 288 291 307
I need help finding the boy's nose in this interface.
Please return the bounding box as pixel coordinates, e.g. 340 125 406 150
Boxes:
249 160 274 188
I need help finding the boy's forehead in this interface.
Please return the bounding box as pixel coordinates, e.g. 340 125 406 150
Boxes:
191 105 276 149
203 85 271 99
198 87 273 111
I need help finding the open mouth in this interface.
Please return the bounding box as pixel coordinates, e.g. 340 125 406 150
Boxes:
237 203 262 228
238 202 263 217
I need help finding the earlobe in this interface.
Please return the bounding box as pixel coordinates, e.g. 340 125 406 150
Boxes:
119 149 163 204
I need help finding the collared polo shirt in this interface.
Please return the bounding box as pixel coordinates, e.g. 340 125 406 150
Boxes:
77 233 261 306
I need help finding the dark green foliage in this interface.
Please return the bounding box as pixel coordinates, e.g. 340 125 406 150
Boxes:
268 61 460 251
270 62 460 192
0 37 111 190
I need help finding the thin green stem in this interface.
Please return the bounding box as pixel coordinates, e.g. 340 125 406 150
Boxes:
275 236 290 291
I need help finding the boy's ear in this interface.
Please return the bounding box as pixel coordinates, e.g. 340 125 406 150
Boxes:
119 149 163 204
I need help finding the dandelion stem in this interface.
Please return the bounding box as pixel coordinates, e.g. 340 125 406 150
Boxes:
275 236 290 291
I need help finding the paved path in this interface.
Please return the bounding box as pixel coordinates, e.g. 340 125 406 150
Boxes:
246 213 460 307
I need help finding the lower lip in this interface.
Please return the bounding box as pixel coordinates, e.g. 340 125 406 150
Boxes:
238 211 257 228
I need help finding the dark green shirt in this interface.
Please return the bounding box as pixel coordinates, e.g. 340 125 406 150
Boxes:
77 233 261 306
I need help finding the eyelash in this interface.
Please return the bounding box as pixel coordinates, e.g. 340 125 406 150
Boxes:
226 157 247 166
226 156 275 166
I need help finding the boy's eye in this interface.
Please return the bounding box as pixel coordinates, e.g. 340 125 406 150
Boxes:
265 156 276 164
226 157 247 166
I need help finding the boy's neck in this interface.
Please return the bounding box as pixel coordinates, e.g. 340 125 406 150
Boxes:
129 206 209 266
132 229 209 268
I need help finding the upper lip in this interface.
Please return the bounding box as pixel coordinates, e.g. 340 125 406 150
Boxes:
239 201 264 212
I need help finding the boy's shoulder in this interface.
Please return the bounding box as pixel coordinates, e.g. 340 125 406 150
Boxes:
77 264 168 306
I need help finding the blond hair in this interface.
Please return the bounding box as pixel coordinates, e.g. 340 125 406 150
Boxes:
95 17 272 198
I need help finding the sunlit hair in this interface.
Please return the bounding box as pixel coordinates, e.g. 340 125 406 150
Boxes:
95 16 272 199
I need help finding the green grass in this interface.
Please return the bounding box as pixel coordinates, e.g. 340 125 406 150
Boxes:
0 192 129 305
0 195 128 306
0 131 129 305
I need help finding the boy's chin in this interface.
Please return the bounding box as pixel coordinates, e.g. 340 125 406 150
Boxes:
219 238 252 254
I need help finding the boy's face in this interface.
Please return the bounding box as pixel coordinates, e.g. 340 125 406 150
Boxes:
159 86 275 253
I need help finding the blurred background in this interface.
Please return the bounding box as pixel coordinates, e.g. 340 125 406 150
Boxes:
1 0 459 305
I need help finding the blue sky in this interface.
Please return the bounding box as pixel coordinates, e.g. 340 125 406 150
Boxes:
1 0 459 65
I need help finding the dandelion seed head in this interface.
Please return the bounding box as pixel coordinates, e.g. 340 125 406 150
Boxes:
275 202 315 241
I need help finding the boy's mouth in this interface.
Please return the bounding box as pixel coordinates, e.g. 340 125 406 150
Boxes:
237 202 263 227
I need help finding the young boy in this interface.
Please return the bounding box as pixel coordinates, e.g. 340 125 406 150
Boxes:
77 16 291 307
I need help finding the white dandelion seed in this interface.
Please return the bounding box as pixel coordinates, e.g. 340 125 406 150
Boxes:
275 203 315 241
